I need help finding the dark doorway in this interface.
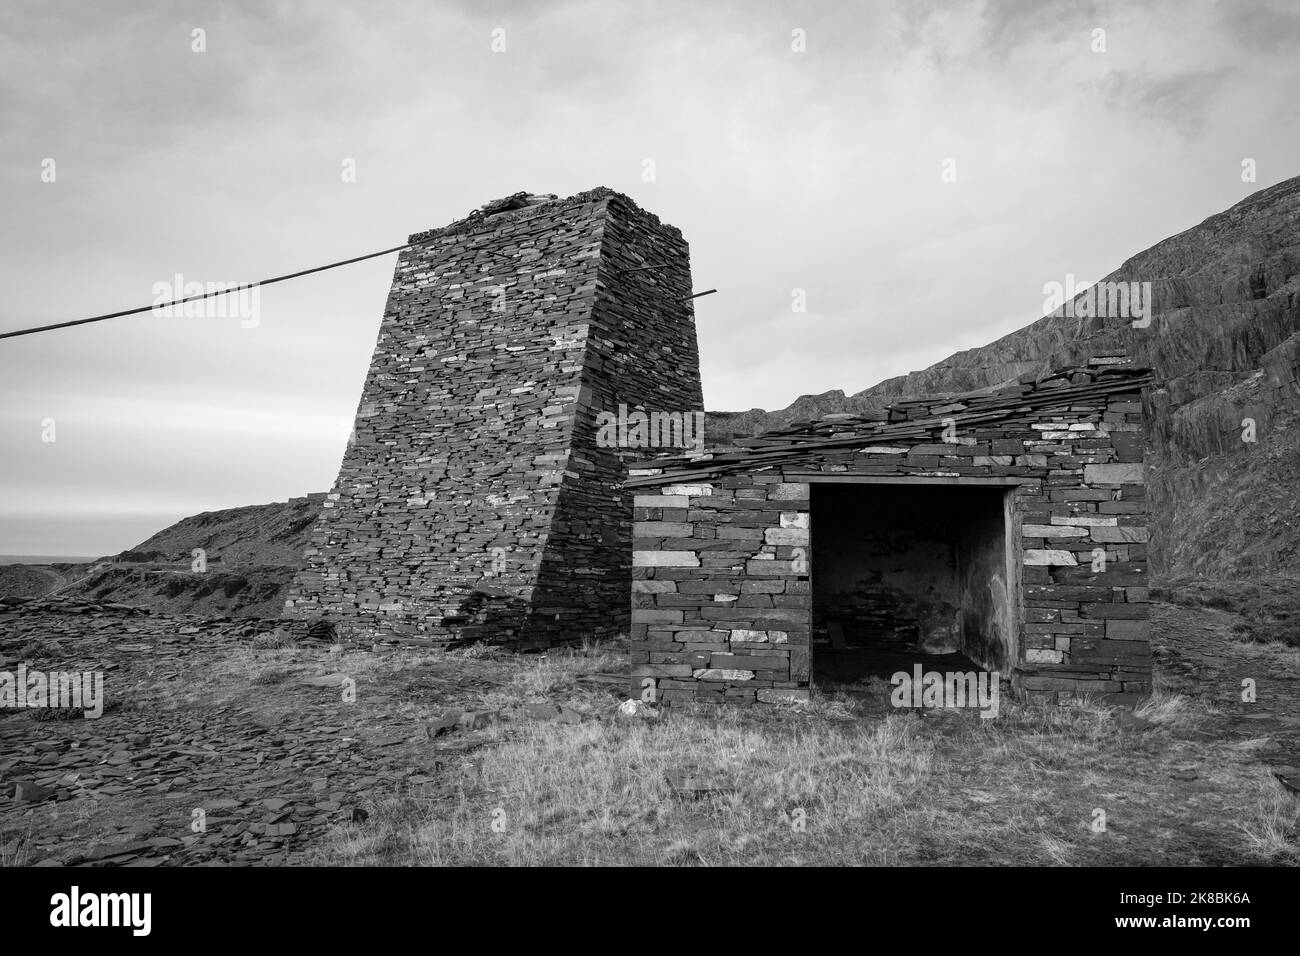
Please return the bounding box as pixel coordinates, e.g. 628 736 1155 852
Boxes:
810 482 1014 688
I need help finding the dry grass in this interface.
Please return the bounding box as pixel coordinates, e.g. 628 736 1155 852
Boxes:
1157 577 1300 648
249 665 293 686
18 600 1290 868
1134 684 1220 731
128 645 321 711
250 630 296 651
0 826 34 867
319 710 935 866
309 664 1299 866
1238 782 1300 862
1234 639 1300 668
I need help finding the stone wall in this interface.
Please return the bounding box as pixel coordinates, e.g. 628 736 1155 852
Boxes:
285 188 702 646
630 479 813 705
628 366 1152 705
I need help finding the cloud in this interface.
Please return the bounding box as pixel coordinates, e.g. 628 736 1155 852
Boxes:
1221 0 1300 52
1 0 1299 553
1094 68 1234 136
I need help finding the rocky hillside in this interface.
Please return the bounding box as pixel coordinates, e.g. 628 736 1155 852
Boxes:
709 176 1300 580
50 565 300 619
0 496 321 615
0 564 69 601
116 494 324 567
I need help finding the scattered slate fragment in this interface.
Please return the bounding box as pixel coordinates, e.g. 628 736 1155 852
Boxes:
1275 771 1300 796
82 841 154 862
12 781 55 803
425 713 461 738
457 710 497 731
1113 710 1154 733
665 769 735 800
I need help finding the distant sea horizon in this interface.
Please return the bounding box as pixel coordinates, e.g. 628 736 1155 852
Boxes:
0 555 99 566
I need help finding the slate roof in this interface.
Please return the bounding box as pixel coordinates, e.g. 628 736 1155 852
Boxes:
625 362 1155 488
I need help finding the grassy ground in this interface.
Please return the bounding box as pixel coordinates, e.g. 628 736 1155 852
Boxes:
1155 576 1300 647
306 646 1299 867
4 600 1297 867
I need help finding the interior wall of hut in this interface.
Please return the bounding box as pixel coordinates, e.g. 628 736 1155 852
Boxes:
810 483 1012 685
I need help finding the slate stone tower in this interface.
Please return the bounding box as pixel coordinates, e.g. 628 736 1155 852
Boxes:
284 188 702 645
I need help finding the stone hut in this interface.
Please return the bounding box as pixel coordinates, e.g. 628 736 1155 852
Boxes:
625 360 1154 707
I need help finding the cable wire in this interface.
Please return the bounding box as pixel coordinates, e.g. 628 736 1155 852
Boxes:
0 240 416 341
0 238 716 342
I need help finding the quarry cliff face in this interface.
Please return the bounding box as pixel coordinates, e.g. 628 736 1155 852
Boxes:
713 177 1300 580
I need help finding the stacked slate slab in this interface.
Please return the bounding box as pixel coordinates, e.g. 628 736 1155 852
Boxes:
284 188 702 646
626 359 1155 705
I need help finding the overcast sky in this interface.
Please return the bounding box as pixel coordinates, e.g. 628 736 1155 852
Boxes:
2 0 1298 557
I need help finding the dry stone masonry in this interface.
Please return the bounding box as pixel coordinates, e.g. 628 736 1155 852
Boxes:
626 359 1154 706
285 189 702 646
